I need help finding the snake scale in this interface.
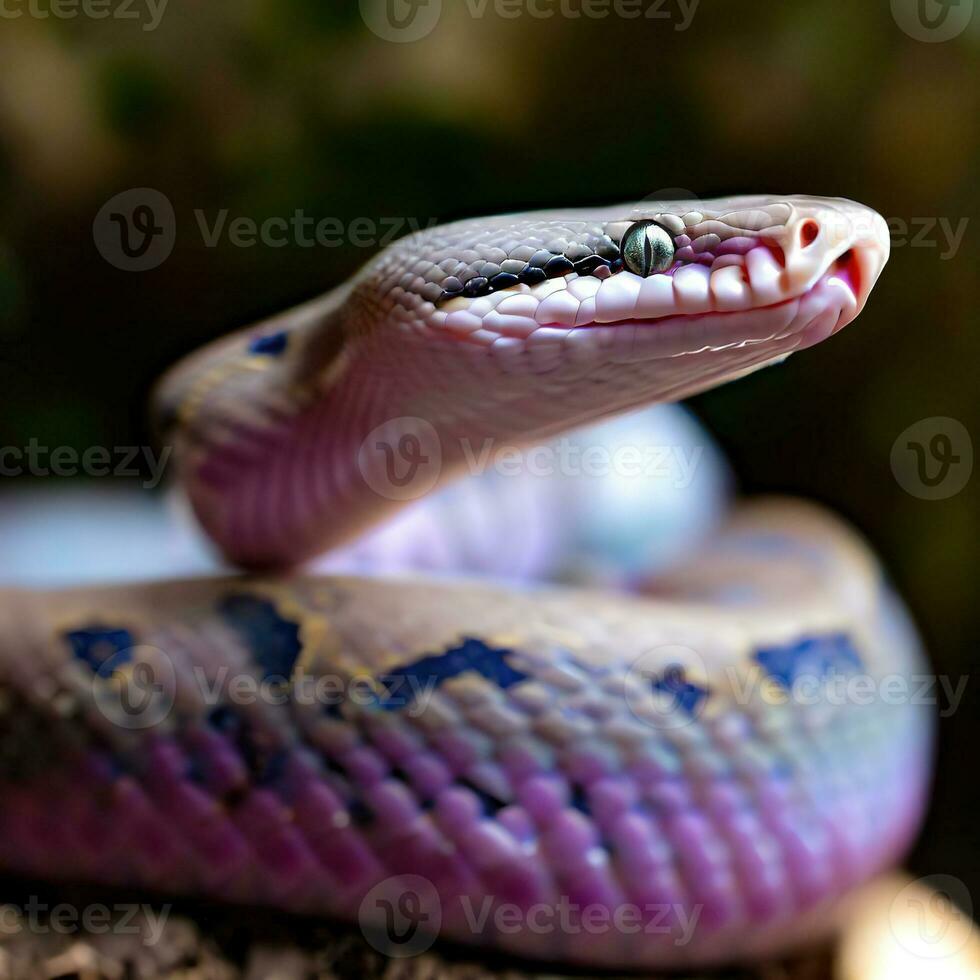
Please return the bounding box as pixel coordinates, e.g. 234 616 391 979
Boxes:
0 195 933 970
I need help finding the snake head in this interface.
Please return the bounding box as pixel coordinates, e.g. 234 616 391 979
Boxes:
152 194 891 567
352 194 890 401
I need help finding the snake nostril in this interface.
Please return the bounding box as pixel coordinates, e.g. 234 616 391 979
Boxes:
800 220 820 248
767 243 787 268
833 248 862 300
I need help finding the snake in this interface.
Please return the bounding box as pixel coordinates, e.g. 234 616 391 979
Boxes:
0 194 934 971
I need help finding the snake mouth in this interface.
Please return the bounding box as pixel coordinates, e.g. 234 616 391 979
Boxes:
431 233 886 362
571 247 872 359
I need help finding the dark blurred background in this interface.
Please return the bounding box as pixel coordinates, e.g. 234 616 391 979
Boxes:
0 0 977 949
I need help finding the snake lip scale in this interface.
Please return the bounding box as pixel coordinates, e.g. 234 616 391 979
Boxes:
0 194 932 970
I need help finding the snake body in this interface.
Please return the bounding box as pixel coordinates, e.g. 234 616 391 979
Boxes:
0 195 933 969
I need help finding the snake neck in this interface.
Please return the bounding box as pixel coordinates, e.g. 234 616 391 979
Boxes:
176 309 630 568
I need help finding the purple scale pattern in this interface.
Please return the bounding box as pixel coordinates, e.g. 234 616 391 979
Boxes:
0 577 933 971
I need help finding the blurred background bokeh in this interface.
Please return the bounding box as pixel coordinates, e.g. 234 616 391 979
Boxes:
0 0 977 961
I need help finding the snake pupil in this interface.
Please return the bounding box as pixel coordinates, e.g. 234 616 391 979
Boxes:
621 220 676 277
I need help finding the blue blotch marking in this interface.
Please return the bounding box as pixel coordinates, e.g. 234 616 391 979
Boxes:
347 799 374 826
64 626 134 678
218 594 302 684
257 748 289 787
207 705 242 734
205 704 287 788
651 665 709 715
378 637 528 712
570 785 591 815
457 777 506 816
248 331 288 356
321 700 345 720
754 633 863 688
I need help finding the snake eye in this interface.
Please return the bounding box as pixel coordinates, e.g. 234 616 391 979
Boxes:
620 220 676 277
